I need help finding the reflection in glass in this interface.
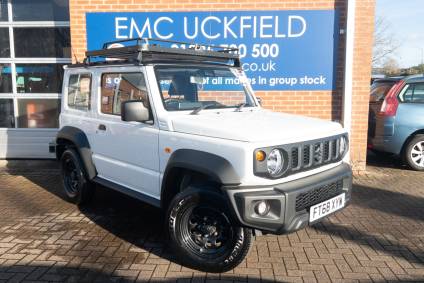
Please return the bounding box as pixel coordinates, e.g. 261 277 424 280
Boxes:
17 99 59 128
15 64 65 93
68 74 91 111
12 0 69 21
101 73 148 115
0 0 7 21
14 27 70 58
0 28 10 57
0 99 14 128
0 63 12 93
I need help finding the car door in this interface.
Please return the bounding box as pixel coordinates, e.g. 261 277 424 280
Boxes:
90 67 160 199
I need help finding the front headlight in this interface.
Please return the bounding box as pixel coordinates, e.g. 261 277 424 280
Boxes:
267 149 284 176
339 135 349 157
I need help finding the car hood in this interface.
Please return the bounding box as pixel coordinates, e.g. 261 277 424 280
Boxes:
170 109 344 143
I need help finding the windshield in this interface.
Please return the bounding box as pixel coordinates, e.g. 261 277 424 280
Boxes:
155 66 256 111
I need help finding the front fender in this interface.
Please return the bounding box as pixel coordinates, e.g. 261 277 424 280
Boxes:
163 149 241 186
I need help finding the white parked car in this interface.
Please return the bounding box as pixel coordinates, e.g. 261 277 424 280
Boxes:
53 38 352 272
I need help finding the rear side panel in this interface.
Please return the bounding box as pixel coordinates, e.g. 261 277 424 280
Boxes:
391 103 424 153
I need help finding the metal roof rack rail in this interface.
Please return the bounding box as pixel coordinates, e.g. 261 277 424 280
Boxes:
83 37 240 67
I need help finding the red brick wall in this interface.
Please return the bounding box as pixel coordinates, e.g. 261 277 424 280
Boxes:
69 0 375 171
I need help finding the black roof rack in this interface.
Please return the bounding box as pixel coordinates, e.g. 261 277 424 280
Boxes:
81 38 241 67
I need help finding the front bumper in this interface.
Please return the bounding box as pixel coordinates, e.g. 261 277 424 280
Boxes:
224 163 352 234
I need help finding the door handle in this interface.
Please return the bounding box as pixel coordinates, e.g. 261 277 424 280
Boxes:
98 124 106 131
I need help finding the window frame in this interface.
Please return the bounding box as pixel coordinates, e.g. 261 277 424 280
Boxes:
66 73 92 112
99 71 150 117
0 0 70 129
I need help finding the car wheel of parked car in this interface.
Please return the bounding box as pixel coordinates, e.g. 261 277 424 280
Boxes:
60 148 94 204
167 187 252 273
404 135 424 171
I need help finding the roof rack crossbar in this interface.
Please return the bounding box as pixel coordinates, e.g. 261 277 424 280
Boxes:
101 37 239 53
84 37 240 67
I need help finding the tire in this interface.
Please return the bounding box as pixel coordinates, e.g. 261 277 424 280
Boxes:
60 148 94 204
167 187 252 273
404 135 424 171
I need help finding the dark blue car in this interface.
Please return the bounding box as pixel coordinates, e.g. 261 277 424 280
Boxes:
368 74 424 170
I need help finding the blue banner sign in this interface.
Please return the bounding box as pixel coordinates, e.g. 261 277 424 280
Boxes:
86 11 339 91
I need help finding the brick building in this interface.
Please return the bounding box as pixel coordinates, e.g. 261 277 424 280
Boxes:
0 0 375 171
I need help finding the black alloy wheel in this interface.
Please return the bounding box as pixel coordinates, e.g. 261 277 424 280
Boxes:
167 187 252 272
181 205 233 258
60 148 94 204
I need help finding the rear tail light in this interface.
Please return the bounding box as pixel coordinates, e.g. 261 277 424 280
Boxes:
379 80 405 117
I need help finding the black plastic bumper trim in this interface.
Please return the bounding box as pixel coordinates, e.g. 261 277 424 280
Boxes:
224 163 352 234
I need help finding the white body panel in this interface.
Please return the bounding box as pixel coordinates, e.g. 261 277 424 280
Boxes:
169 109 342 143
0 129 56 158
59 64 348 202
60 66 161 198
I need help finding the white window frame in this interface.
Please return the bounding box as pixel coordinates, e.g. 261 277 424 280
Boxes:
0 0 71 129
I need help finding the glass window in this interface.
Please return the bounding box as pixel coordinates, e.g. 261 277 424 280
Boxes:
17 99 59 128
101 73 149 115
14 27 70 58
155 66 255 111
0 63 12 93
12 0 69 21
16 64 65 93
67 74 91 111
0 28 10 57
369 82 395 102
0 99 14 128
401 83 424 103
412 83 424 103
0 0 7 21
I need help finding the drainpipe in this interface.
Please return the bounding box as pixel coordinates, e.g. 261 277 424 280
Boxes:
343 0 356 134
342 0 356 162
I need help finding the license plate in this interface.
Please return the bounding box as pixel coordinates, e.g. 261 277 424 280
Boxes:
309 193 345 222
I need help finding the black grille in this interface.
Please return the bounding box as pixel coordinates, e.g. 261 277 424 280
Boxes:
303 145 311 166
291 148 299 168
295 180 343 212
323 141 330 161
332 139 338 159
288 135 345 174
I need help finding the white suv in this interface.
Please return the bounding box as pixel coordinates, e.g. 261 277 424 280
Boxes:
54 38 352 272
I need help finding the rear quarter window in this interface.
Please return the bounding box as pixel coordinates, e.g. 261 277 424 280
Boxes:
67 73 91 111
399 83 424 103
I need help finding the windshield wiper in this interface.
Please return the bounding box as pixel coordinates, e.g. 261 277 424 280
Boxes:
235 103 246 112
190 104 214 115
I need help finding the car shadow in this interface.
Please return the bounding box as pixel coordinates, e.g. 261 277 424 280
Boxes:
0 264 281 282
351 184 424 222
312 220 424 269
366 150 408 170
3 160 424 281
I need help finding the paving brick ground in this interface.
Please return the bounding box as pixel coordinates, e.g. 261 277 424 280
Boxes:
0 154 423 282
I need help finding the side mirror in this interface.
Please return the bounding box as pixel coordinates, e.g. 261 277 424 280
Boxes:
121 100 151 123
256 97 262 106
